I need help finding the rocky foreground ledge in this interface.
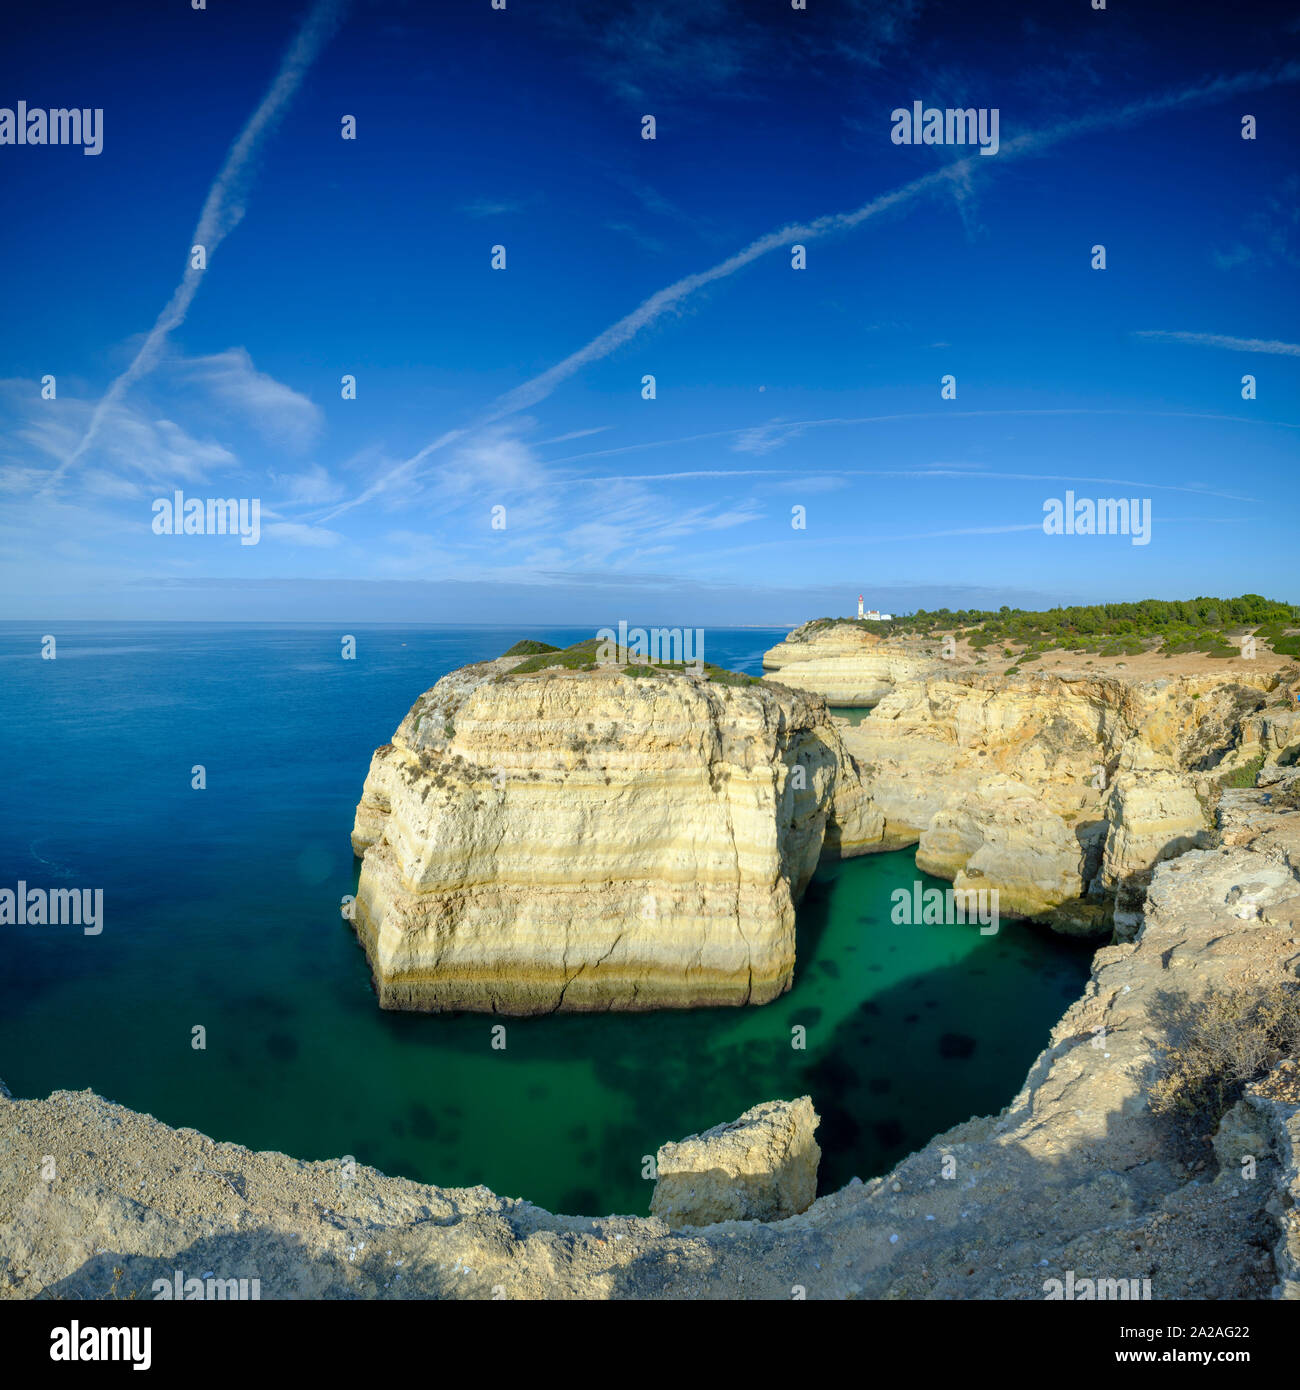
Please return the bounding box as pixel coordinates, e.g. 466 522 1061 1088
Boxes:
4 787 1297 1300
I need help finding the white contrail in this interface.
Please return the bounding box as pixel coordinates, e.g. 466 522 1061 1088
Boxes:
319 60 1300 521
43 0 349 493
490 60 1300 419
1136 330 1300 356
540 407 1298 467
532 467 1256 503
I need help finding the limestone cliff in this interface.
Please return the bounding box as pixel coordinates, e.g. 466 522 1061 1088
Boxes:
1100 740 1211 938
349 654 879 1014
831 665 1298 935
761 620 945 706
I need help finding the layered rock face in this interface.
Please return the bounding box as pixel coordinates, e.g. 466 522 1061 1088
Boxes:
1100 741 1212 938
915 773 1102 923
836 667 1294 935
761 621 944 706
1241 704 1300 764
649 1097 821 1229
350 657 879 1014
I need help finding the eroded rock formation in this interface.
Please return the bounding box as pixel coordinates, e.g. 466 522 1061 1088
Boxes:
761 620 945 707
5 638 1297 1301
649 1096 821 1229
828 664 1300 935
350 654 879 1013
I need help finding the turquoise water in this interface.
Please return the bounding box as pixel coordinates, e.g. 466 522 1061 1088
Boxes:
0 624 1093 1215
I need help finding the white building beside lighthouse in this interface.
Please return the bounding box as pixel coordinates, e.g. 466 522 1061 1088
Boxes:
857 594 892 621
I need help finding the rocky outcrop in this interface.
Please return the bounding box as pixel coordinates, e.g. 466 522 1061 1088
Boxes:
762 621 945 706
763 619 883 664
1100 741 1212 938
761 652 944 708
649 1097 821 1229
916 773 1101 927
4 791 1296 1300
840 668 1292 935
1241 706 1300 766
349 656 879 1014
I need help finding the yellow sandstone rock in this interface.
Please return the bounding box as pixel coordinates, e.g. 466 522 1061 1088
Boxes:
762 621 943 707
350 657 881 1013
650 1096 821 1228
802 660 1289 936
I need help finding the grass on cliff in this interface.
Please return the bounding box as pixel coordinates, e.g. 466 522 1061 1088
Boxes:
506 639 602 673
500 638 761 685
1215 753 1267 791
500 639 561 658
1150 982 1300 1150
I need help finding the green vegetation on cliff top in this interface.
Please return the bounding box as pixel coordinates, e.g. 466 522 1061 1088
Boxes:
502 638 761 685
500 639 561 658
506 639 603 672
803 595 1300 660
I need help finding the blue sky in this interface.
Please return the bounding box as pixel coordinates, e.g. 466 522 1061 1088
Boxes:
1 0 1297 625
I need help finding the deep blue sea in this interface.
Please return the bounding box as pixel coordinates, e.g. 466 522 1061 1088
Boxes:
0 623 1092 1215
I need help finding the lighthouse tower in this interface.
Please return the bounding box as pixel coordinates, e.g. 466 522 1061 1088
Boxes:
857 594 865 619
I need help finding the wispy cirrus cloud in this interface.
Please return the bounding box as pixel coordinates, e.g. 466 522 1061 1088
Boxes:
263 521 343 548
317 415 766 576
42 0 349 493
541 406 1298 473
552 0 924 103
536 426 612 446
551 0 757 104
1211 174 1300 272
542 465 1256 503
180 347 323 449
459 197 531 219
11 388 236 487
1135 330 1300 356
826 0 925 67
330 61 1300 520
604 221 667 255
269 463 344 505
732 421 809 455
439 425 550 499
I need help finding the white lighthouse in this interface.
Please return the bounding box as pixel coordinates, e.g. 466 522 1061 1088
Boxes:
858 595 893 622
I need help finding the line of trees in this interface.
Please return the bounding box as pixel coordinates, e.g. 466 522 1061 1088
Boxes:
814 595 1300 658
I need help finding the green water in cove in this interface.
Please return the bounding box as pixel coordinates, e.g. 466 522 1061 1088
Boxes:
0 623 1093 1216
